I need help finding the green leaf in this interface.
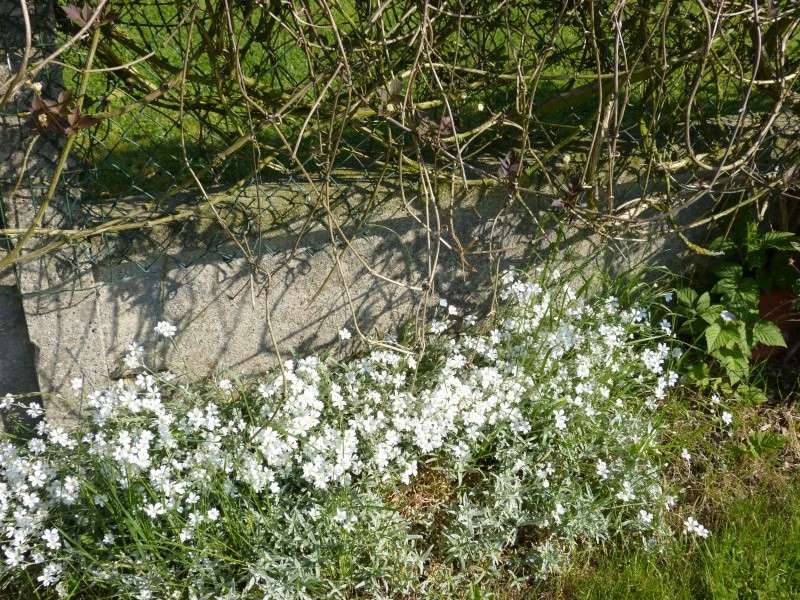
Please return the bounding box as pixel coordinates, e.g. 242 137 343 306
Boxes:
717 348 749 384
705 322 722 352
676 287 698 307
700 304 724 324
717 324 745 349
752 320 787 348
712 277 739 298
696 291 711 313
734 278 759 307
761 231 799 251
735 384 768 406
744 431 786 458
685 362 712 387
713 277 759 307
712 262 743 282
738 321 752 357
709 235 736 254
744 220 760 252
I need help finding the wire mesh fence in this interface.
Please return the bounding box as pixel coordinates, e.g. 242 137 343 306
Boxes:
2 0 800 296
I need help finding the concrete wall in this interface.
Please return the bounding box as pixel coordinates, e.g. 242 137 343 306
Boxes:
13 183 541 423
4 173 699 426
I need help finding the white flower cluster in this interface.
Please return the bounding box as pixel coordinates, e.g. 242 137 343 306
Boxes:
684 516 710 538
0 269 687 597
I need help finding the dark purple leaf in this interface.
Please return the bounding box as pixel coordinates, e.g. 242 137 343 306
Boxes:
62 4 86 26
57 89 72 106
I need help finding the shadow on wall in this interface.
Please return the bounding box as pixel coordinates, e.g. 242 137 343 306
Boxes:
88 184 541 377
0 285 41 429
15 173 707 423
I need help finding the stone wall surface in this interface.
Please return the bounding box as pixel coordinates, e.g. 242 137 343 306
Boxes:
3 176 696 426
19 184 540 424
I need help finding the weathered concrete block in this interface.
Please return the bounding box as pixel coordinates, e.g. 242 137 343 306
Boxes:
4 176 538 424
86 185 534 384
17 254 111 422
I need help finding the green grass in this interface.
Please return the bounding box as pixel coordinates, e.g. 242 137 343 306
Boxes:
561 482 800 600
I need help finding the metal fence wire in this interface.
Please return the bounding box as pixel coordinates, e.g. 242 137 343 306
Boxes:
2 0 799 282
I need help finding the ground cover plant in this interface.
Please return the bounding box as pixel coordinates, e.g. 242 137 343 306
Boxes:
0 267 704 599
559 483 800 600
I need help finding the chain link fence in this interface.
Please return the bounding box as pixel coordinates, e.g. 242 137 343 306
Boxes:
3 2 799 273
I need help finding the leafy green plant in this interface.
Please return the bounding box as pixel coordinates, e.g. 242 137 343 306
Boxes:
709 221 800 294
674 222 799 387
0 270 684 598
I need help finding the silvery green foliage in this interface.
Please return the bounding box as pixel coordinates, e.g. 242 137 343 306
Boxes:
0 270 681 598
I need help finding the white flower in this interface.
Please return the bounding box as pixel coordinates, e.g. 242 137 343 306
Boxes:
333 508 348 524
659 319 672 335
338 328 352 341
30 81 44 94
720 310 737 323
154 321 177 338
553 409 568 431
4 547 23 567
616 480 636 502
37 562 62 586
144 502 166 520
721 411 733 426
552 503 566 523
207 507 220 522
662 291 673 303
430 319 449 334
595 459 609 480
638 509 654 524
641 343 669 374
0 393 14 410
681 448 692 463
26 402 44 419
28 437 46 454
70 377 84 391
217 379 233 392
536 463 553 488
476 102 485 112
41 528 61 551
124 342 144 369
684 516 710 538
